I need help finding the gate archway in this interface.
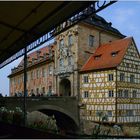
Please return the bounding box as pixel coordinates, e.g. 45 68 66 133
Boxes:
59 79 71 96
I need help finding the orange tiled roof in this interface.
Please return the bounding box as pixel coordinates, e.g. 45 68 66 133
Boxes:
80 37 132 72
18 44 55 66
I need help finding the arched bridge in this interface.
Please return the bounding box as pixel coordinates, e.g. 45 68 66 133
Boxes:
0 97 80 132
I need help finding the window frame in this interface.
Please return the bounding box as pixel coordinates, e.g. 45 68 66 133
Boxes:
132 90 137 98
59 39 64 49
108 74 114 81
68 34 73 46
83 75 89 83
118 89 123 98
124 90 129 98
130 74 135 83
108 90 114 97
48 65 52 75
42 67 45 77
107 111 112 117
120 73 125 82
36 69 40 79
84 91 89 98
88 35 94 47
59 58 64 67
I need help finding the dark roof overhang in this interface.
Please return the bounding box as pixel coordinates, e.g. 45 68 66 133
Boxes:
0 1 117 68
0 1 93 68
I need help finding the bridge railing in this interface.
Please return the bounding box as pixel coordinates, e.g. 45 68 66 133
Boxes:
0 96 77 101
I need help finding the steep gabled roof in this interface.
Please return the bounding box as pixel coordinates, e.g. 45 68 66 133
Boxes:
80 37 133 72
8 44 55 77
83 14 125 37
18 44 55 66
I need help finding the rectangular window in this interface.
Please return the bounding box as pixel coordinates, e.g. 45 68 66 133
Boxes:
49 86 52 92
42 87 45 94
132 90 137 98
118 110 122 116
124 90 129 98
18 77 20 84
88 35 94 47
118 90 123 97
135 65 138 70
84 91 89 98
120 73 125 82
31 71 33 80
126 63 129 68
83 76 89 83
28 72 31 81
36 69 39 79
59 58 64 67
126 110 134 116
108 74 114 81
107 111 112 117
130 75 135 83
37 50 41 59
108 90 114 97
59 39 64 49
36 88 39 94
68 35 73 46
42 68 45 77
68 56 73 65
22 75 24 82
48 65 52 75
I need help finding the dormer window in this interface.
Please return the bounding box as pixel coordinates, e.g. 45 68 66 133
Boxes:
111 51 119 57
94 54 101 60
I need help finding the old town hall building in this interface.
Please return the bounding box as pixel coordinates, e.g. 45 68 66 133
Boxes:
8 14 140 124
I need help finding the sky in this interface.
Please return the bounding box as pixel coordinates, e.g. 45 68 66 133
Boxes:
0 1 140 96
98 1 140 49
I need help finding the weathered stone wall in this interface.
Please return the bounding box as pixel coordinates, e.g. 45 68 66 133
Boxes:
0 97 79 126
77 23 123 69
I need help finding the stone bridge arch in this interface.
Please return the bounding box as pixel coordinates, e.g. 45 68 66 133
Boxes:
28 105 79 132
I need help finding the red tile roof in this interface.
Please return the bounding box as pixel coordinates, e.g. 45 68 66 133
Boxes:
18 44 55 66
80 37 132 72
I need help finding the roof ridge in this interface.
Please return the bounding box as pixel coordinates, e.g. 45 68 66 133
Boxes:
80 37 133 72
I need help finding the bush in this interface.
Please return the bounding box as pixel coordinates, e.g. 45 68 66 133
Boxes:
28 113 58 133
0 107 8 122
0 106 24 125
13 107 24 125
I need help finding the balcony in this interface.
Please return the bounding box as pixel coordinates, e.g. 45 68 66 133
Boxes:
54 65 74 76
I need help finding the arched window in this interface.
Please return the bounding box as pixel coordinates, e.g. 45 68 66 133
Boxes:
59 39 64 49
68 56 73 65
68 34 73 46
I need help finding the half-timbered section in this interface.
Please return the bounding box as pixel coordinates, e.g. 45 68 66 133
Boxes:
54 14 124 97
117 38 140 123
80 70 116 123
9 14 124 98
8 45 55 97
80 37 140 124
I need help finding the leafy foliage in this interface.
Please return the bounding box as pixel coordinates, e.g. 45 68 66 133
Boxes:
0 106 24 125
91 111 110 138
